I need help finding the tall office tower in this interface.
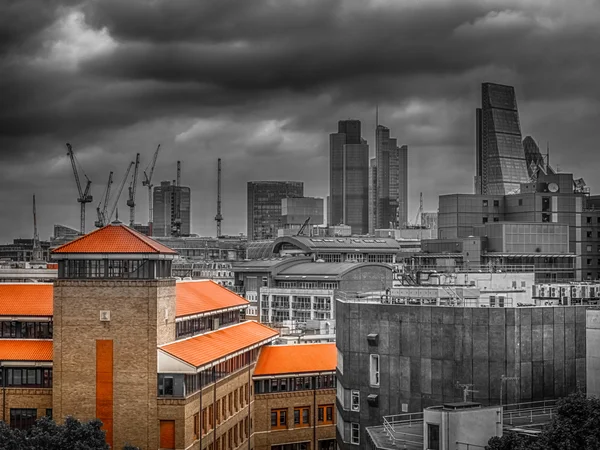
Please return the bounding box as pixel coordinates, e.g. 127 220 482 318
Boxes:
329 120 369 235
152 181 192 237
523 135 554 178
475 82 530 195
375 125 408 229
368 157 377 234
247 181 304 240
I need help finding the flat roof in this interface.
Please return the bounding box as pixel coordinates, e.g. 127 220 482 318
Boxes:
253 343 336 377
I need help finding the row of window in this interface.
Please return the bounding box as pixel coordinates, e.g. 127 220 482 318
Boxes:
175 310 240 339
271 404 334 430
0 321 52 339
0 368 53 388
263 296 332 310
199 389 250 437
58 259 172 279
9 409 52 430
159 348 260 397
254 375 336 394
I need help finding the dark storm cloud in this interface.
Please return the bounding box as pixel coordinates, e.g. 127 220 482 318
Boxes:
1 0 600 240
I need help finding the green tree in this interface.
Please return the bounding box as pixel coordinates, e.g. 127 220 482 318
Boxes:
487 391 600 450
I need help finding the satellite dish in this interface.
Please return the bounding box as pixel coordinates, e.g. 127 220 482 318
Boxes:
548 182 559 193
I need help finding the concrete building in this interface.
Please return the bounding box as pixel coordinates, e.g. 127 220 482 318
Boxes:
155 235 247 262
0 238 51 262
330 120 369 235
153 181 192 237
438 172 599 281
374 125 408 230
279 197 325 236
335 297 588 449
253 343 337 450
247 181 304 241
475 82 530 195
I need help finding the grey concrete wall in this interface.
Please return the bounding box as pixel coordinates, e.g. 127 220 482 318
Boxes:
586 309 600 398
336 302 588 449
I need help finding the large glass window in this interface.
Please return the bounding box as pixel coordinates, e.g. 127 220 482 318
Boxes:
10 409 37 430
1 368 52 388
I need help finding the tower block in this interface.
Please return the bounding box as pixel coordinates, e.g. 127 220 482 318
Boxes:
51 221 177 449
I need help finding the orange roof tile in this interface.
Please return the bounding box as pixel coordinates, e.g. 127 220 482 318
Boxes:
160 321 278 368
0 340 53 361
253 343 337 376
0 283 53 316
176 280 248 317
52 223 176 254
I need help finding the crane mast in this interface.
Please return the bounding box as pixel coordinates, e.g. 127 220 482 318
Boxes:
214 158 223 238
32 194 42 261
127 153 141 227
108 162 134 224
95 172 114 227
66 143 93 235
142 144 161 235
172 161 182 237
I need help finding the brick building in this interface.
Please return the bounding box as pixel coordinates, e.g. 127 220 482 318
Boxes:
253 343 337 450
2 222 311 450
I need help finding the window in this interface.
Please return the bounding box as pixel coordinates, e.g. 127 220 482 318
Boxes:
234 389 238 411
588 245 593 252
588 259 593 266
498 296 505 308
45 409 52 419
493 217 499 222
318 404 334 425
202 408 208 434
160 376 174 396
294 406 310 427
483 200 488 207
493 200 499 207
518 199 523 206
369 354 380 387
588 217 593 224
428 424 440 450
337 348 344 375
208 405 214 429
351 390 360 411
490 295 496 307
542 197 550 212
351 423 360 445
482 217 488 224
271 409 287 429
193 413 199 440
587 231 593 238
10 409 37 430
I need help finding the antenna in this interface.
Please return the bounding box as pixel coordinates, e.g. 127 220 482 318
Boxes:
455 382 478 403
215 158 223 238
177 161 181 187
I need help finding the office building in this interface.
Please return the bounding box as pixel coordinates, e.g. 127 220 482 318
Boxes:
279 197 325 235
153 181 192 237
253 343 337 450
247 181 304 241
0 224 286 450
330 120 369 235
374 125 408 229
475 83 530 195
437 171 600 281
0 239 51 262
335 296 589 449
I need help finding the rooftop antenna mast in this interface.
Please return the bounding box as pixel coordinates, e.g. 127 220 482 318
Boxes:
215 158 223 238
32 194 42 261
456 382 478 403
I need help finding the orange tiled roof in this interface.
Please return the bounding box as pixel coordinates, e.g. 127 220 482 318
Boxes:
52 223 176 254
0 340 53 361
253 343 337 376
176 280 248 317
0 283 53 316
160 321 278 368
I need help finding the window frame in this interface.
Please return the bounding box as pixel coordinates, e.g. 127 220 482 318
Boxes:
271 408 287 430
369 354 380 387
294 406 311 427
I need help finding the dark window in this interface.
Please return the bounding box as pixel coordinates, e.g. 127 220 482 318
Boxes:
493 200 499 207
518 199 523 206
588 231 593 238
483 200 488 207
493 217 500 222
543 214 551 223
587 217 592 224
482 217 488 224
10 409 37 430
428 423 440 450
46 409 52 419
542 197 550 212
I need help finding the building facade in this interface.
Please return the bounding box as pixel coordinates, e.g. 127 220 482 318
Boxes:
153 181 192 237
335 298 588 449
374 125 408 230
247 181 304 241
280 197 325 235
329 120 369 235
475 82 530 195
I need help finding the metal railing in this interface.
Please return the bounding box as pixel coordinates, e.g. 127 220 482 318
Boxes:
502 399 557 426
382 412 424 447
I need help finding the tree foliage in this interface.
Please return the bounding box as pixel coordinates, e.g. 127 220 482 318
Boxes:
487 391 600 450
0 416 115 450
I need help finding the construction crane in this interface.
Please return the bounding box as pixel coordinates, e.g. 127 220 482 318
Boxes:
214 158 223 237
127 153 141 227
142 144 161 234
108 161 134 224
66 143 93 234
95 172 114 228
172 161 182 237
296 216 311 236
32 194 42 261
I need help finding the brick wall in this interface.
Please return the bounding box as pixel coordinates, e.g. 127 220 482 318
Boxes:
0 388 52 424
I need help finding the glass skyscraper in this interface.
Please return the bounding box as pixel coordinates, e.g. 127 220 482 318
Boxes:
475 83 530 195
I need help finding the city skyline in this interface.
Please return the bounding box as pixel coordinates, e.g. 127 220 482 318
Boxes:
2 1 600 241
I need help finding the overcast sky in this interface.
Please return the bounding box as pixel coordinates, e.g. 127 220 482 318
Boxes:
1 0 599 241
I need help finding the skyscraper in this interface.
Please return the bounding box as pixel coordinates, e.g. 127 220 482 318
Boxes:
152 181 191 237
475 82 530 195
247 181 304 240
329 120 369 235
374 125 408 229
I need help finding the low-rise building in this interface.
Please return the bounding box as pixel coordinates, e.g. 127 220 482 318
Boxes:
253 343 337 450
